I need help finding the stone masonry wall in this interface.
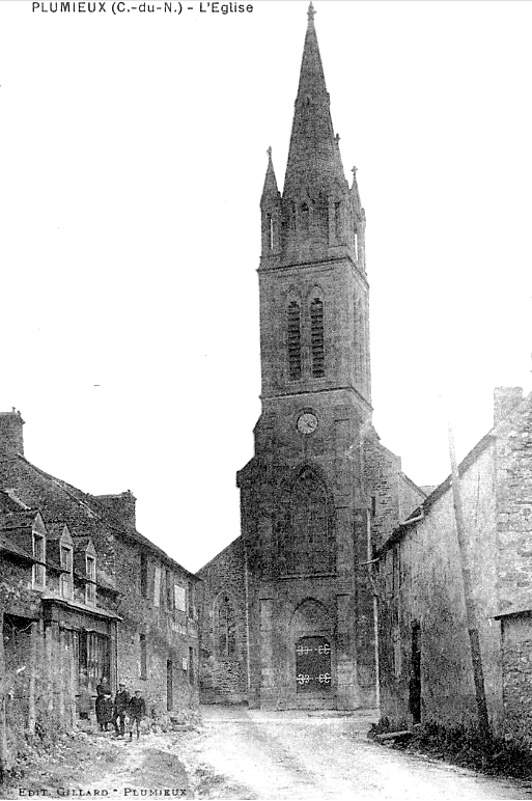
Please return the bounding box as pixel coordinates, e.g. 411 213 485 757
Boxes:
496 398 532 612
115 537 199 718
379 441 504 735
495 396 532 741
197 537 248 703
500 615 532 744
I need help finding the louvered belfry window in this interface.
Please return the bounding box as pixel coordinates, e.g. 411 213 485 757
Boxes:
287 301 302 380
310 298 325 377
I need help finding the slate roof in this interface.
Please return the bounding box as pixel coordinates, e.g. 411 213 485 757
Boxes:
0 452 198 582
0 532 34 563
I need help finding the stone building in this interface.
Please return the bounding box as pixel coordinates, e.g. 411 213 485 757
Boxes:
0 409 199 756
377 387 532 745
197 5 425 711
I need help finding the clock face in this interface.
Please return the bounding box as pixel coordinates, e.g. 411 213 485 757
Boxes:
297 412 318 435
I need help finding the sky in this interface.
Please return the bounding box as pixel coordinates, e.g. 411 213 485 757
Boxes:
1 0 531 573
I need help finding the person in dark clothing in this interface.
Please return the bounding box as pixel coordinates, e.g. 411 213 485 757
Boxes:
95 676 113 732
128 690 146 740
95 692 113 732
113 683 130 738
96 675 111 698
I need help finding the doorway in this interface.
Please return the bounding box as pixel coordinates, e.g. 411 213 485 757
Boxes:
166 659 173 711
295 635 331 693
409 621 421 724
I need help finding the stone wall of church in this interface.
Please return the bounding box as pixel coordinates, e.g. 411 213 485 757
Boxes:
197 537 249 704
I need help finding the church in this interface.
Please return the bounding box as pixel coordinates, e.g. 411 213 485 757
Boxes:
197 3 425 711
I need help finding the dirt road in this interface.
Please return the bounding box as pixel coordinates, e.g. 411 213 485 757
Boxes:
5 706 532 800
192 705 532 800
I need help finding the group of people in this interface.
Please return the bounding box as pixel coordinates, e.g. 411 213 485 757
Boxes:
94 678 146 740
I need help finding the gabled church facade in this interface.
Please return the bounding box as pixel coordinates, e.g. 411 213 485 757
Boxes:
197 4 425 711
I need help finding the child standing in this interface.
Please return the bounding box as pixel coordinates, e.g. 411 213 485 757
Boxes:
128 690 146 740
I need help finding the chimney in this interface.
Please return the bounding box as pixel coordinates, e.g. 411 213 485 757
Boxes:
493 387 523 426
96 490 137 528
0 410 24 457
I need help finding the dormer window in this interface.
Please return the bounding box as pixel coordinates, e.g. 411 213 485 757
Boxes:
60 543 74 600
85 553 96 605
32 532 46 589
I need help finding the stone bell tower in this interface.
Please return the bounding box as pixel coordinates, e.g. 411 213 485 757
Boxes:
237 2 377 710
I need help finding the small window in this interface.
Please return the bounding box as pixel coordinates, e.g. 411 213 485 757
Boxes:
174 584 186 612
166 570 173 610
266 213 275 251
32 532 46 588
354 231 359 259
140 633 147 680
153 566 161 608
300 203 310 233
60 544 73 600
334 201 341 240
187 585 194 619
86 554 96 605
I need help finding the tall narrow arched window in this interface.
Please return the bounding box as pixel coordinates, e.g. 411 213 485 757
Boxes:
217 594 236 658
310 298 325 377
278 467 335 576
300 203 310 233
287 301 302 380
334 201 342 240
266 213 276 251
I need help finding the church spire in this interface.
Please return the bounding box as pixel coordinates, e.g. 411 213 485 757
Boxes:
260 147 281 261
283 2 347 200
260 147 280 208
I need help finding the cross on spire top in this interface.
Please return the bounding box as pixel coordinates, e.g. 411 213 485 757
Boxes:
307 2 316 23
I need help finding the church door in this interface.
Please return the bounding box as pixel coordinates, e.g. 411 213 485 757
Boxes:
295 636 331 693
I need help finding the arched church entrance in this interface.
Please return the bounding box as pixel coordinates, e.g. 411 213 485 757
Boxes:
289 598 336 709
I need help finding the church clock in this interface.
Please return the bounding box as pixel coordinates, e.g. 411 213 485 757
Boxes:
296 412 318 435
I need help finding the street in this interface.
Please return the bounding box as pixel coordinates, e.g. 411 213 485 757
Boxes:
190 706 532 800
6 706 532 800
